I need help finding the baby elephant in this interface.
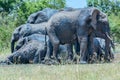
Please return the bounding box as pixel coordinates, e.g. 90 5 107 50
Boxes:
14 33 48 52
92 38 114 62
1 40 47 64
11 22 47 53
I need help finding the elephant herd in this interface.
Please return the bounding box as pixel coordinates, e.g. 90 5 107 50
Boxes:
0 7 114 65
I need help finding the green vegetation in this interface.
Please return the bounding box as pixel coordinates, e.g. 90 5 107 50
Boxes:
0 63 120 80
0 0 65 52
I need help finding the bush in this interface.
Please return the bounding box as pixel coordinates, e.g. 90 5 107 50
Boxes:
0 12 16 52
108 14 120 42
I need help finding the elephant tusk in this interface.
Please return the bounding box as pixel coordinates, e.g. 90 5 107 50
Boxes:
105 32 112 41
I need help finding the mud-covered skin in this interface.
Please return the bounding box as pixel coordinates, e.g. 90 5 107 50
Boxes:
27 8 58 24
27 7 75 24
93 38 114 61
2 40 47 64
11 22 47 53
46 7 100 63
14 33 48 52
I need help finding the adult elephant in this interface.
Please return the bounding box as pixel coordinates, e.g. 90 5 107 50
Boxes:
11 22 47 53
27 8 58 24
93 11 114 61
45 7 100 63
73 11 114 62
27 7 75 24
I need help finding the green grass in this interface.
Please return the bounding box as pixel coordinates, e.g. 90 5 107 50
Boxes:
0 64 120 80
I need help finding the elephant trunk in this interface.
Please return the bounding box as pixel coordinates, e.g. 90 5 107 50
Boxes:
105 32 112 41
11 40 15 53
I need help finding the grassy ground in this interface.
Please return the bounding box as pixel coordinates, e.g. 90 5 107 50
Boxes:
0 63 120 80
0 46 120 80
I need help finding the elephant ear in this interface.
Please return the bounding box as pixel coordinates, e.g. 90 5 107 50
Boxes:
99 12 108 23
90 8 100 29
34 11 48 23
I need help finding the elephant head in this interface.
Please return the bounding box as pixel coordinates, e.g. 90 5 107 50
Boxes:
27 11 48 24
11 24 32 53
78 7 100 31
74 7 100 63
11 26 22 53
95 11 114 60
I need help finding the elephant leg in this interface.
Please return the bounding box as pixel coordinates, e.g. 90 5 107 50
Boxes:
78 36 88 64
66 44 73 60
87 35 94 63
74 40 80 55
11 40 14 53
109 47 114 59
46 29 60 60
105 39 110 62
11 39 16 53
52 39 59 60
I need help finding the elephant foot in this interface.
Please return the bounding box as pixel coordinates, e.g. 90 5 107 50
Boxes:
65 59 73 64
51 56 61 63
41 58 51 65
42 58 60 65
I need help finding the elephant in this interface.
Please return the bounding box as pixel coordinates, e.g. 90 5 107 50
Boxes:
27 8 58 24
90 37 114 62
92 11 114 61
27 7 75 24
67 10 114 62
93 38 105 61
13 33 67 64
11 22 47 53
45 7 100 63
14 33 48 52
1 40 47 64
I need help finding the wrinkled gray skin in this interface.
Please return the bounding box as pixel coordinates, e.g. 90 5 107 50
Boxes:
27 7 75 24
14 33 67 62
45 7 100 63
27 11 48 24
94 38 114 61
72 11 114 62
11 22 47 53
94 12 114 61
92 38 105 61
1 40 47 64
27 8 58 24
26 7 75 60
14 33 48 52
